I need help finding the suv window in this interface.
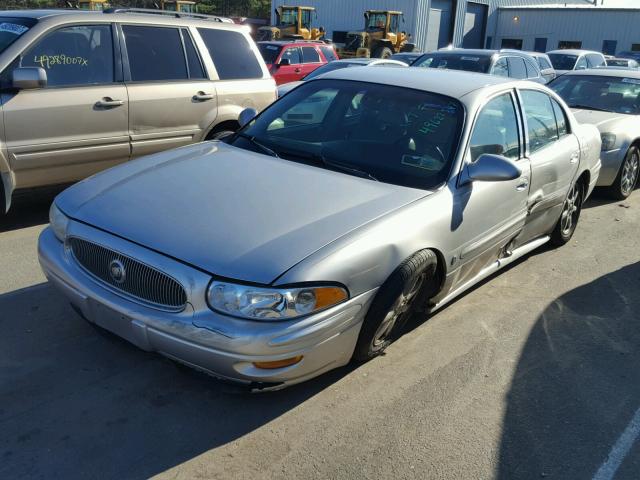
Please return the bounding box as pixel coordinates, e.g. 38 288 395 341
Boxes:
198 28 263 80
469 93 520 161
123 25 187 81
507 57 527 79
21 24 113 87
301 46 321 63
281 47 301 64
320 45 338 62
520 90 559 153
491 57 508 77
182 29 205 79
586 53 605 68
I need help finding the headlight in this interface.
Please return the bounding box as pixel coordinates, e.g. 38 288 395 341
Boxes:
207 281 349 321
601 132 617 151
49 203 69 242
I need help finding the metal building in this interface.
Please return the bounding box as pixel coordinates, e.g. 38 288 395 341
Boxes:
270 0 612 52
493 2 640 54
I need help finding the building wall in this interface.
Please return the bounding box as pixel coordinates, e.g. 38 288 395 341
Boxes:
494 8 640 53
270 0 605 52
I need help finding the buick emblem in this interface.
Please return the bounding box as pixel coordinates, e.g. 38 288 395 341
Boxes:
109 259 126 284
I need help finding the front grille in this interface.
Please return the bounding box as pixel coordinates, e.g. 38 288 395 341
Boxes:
68 237 187 311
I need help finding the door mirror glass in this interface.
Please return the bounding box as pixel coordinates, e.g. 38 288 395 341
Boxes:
278 57 291 66
467 154 522 182
12 67 47 89
238 107 258 127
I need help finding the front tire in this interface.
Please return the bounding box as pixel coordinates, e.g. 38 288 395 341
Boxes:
607 146 639 200
373 46 393 59
550 181 583 247
353 250 437 362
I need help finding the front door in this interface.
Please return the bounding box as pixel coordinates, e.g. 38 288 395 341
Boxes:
299 45 323 77
450 91 531 290
274 46 303 85
516 89 580 245
121 25 217 158
1 23 129 189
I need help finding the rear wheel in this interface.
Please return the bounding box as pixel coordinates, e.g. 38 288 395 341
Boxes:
607 146 639 200
373 46 393 59
550 181 583 246
353 250 438 362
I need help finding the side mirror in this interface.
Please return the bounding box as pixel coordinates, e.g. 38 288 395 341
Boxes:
278 57 291 66
466 153 522 183
238 107 258 128
12 67 47 90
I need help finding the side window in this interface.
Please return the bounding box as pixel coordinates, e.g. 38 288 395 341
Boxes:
575 56 588 70
181 29 205 79
491 57 509 77
524 59 539 79
520 90 559 153
198 28 263 80
123 25 187 81
507 57 527 79
538 57 552 70
281 47 301 65
301 46 321 63
586 54 605 68
320 45 338 62
469 93 520 162
551 98 568 137
20 24 113 87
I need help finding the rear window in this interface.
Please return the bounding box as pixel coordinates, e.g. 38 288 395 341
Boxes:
199 28 263 80
320 45 338 62
301 46 321 63
0 17 36 55
537 56 552 70
548 53 578 71
258 43 282 64
123 25 187 81
414 53 492 74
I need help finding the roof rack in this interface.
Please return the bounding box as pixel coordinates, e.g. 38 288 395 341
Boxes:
103 8 234 23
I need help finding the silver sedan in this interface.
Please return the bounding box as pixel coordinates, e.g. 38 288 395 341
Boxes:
39 68 601 390
551 69 640 199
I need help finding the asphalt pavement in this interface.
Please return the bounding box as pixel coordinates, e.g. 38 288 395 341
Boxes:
1 189 639 480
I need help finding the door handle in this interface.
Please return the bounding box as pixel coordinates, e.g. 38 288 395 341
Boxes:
95 97 124 108
516 178 529 191
294 68 301 73
570 151 579 164
193 92 214 101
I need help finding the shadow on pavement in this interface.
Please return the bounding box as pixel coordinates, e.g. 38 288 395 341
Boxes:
497 262 640 479
0 189 62 233
0 283 354 479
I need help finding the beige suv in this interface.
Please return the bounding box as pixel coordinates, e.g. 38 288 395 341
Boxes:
0 9 276 214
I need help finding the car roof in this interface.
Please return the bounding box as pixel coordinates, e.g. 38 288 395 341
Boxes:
318 65 513 98
562 68 640 78
547 49 602 56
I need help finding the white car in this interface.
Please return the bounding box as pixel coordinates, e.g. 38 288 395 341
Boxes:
547 49 606 76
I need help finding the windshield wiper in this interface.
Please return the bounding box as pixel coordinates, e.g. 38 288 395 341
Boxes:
568 104 611 112
278 149 378 181
232 132 280 158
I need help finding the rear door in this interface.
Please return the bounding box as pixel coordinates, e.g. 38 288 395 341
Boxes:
2 23 129 189
121 24 216 158
515 89 580 245
300 45 324 77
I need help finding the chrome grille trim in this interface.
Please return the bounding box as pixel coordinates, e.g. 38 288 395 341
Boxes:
68 237 187 312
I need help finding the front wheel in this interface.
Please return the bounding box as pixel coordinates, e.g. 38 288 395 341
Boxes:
607 146 639 200
353 249 437 362
550 181 583 247
373 46 393 59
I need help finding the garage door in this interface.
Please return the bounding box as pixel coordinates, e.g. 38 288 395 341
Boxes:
426 0 453 52
462 2 488 48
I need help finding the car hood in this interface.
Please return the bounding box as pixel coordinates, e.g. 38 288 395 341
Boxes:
571 108 639 133
57 142 428 284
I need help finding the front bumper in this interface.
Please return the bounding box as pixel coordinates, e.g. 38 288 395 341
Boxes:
597 148 625 187
38 223 376 390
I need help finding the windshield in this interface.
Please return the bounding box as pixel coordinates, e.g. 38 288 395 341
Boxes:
277 8 298 27
227 79 464 190
258 43 282 64
550 74 640 115
0 18 36 56
366 13 387 31
303 62 363 80
413 53 492 74
548 53 578 70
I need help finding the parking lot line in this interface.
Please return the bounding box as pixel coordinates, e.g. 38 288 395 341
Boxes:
592 406 640 480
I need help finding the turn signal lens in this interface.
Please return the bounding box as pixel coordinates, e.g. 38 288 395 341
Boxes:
253 355 303 370
314 287 349 309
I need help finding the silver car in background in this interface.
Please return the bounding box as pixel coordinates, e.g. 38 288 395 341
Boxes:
39 68 601 390
550 69 640 199
547 49 606 76
526 51 557 83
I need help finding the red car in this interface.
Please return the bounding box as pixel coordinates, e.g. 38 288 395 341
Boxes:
257 40 339 85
